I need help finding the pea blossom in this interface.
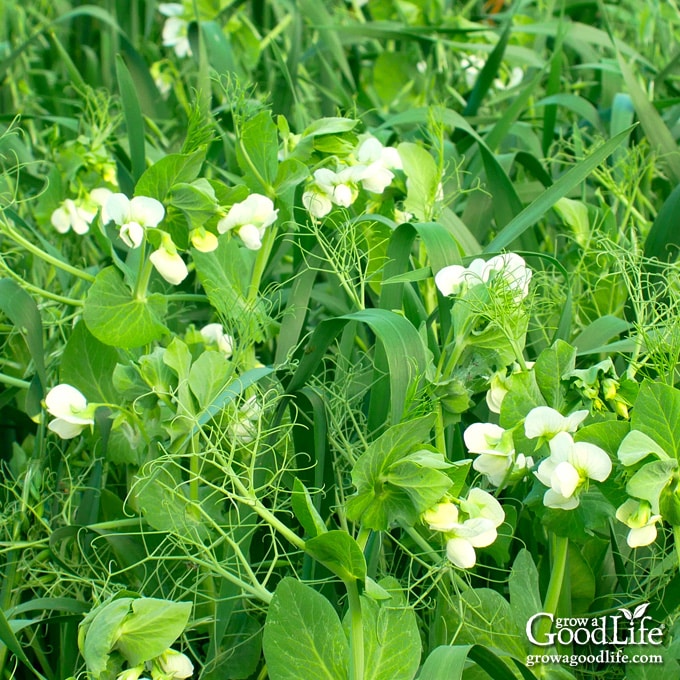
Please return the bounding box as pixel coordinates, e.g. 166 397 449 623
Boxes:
45 384 96 439
485 361 535 414
535 432 612 509
116 667 144 680
155 648 194 679
189 227 218 253
103 193 165 249
524 406 588 442
615 499 662 548
51 198 97 235
302 167 362 218
159 4 192 58
463 422 532 487
435 253 532 300
217 194 278 250
423 489 504 569
232 396 262 444
354 136 402 194
149 233 189 285
200 323 234 357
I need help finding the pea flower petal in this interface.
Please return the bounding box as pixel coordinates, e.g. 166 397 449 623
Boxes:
157 648 194 679
524 406 588 440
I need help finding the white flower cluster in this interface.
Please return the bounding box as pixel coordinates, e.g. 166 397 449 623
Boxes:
460 53 523 91
44 384 96 439
116 647 194 679
200 323 234 357
217 193 278 251
525 407 611 510
435 252 532 301
614 430 669 548
302 136 402 218
422 489 505 569
159 3 192 58
464 422 533 487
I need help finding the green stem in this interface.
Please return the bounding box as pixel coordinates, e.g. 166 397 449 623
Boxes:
536 534 569 643
0 373 31 389
133 243 153 300
346 579 364 680
1 223 96 282
401 524 470 591
190 435 200 504
356 526 371 551
435 403 446 453
674 526 680 571
247 225 277 303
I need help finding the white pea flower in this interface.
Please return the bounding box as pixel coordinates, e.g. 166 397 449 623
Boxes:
485 361 535 414
45 384 96 439
535 431 612 509
156 648 194 679
463 422 528 487
149 233 189 285
461 53 485 89
434 254 532 301
423 501 459 532
51 198 97 235
485 253 532 301
394 208 413 224
494 66 524 91
103 193 165 249
190 227 219 253
232 396 262 444
90 187 113 208
354 136 402 194
524 406 588 441
615 499 662 548
200 323 234 357
422 489 504 569
159 4 192 58
356 137 402 170
217 194 278 251
116 666 145 680
302 167 361 218
434 258 487 296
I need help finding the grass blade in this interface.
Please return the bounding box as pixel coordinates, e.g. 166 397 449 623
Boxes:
484 126 635 252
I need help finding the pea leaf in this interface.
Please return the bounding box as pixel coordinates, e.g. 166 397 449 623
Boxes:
631 382 680 459
263 578 348 680
83 267 169 348
305 531 366 582
346 415 452 531
135 149 206 202
61 320 120 403
359 580 421 680
116 598 192 665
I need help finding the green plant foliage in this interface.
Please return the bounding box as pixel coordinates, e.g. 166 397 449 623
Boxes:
4 0 680 677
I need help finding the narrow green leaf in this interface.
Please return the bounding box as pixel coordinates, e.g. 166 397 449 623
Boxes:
116 55 146 184
464 20 511 116
297 0 354 86
0 607 48 680
643 184 680 263
0 279 46 401
617 56 680 185
485 126 635 252
292 478 327 538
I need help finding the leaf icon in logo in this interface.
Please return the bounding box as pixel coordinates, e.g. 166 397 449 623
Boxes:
632 603 650 619
618 608 633 620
